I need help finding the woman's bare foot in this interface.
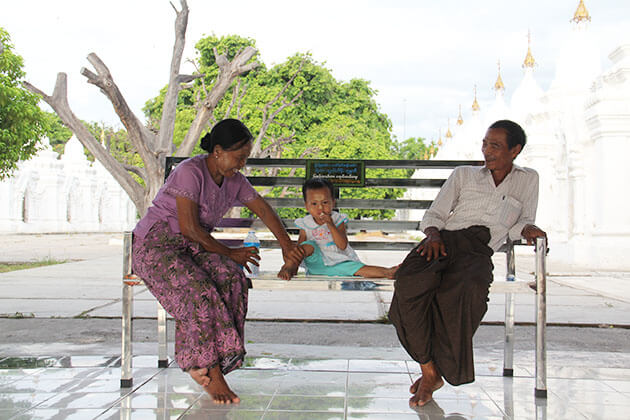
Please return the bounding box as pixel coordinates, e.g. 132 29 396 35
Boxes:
409 361 444 407
189 367 210 387
203 365 240 404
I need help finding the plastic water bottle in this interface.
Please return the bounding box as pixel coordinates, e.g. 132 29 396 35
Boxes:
243 230 260 277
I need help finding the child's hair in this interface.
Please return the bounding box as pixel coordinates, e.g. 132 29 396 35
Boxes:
302 177 336 201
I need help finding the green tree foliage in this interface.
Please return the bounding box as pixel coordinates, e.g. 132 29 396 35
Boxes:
43 111 72 154
0 28 47 179
43 112 138 172
144 34 425 219
395 136 439 176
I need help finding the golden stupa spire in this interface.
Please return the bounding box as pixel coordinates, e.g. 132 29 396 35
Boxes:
445 118 452 140
571 0 591 24
494 60 505 92
436 129 442 148
523 30 536 68
471 85 481 111
457 104 464 125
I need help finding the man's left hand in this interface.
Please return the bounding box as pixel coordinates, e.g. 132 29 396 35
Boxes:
521 224 547 246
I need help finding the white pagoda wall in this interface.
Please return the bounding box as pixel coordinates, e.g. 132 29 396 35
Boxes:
0 137 137 233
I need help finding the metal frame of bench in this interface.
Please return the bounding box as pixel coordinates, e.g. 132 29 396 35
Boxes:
120 158 548 398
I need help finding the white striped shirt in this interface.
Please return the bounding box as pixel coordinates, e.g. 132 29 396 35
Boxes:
420 165 539 251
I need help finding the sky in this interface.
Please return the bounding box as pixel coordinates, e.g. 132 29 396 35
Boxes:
3 0 629 142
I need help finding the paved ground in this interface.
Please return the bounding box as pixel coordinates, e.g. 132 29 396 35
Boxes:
1 233 629 419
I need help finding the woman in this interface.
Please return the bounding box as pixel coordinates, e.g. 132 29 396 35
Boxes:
132 119 294 404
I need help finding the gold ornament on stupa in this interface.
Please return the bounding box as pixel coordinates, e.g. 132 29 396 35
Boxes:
523 30 536 68
445 119 453 140
472 85 481 111
571 0 591 24
457 105 464 125
494 60 505 92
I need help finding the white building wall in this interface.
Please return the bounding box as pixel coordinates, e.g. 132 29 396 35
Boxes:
0 136 137 233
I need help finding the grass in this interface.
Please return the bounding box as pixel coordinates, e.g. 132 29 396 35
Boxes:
0 259 66 273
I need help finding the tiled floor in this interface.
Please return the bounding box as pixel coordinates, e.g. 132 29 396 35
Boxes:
1 354 629 419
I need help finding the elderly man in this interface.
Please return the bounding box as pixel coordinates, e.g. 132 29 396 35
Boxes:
389 119 547 406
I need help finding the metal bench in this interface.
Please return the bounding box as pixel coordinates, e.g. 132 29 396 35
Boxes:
121 158 548 398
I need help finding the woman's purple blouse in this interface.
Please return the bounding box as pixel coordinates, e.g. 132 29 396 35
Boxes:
134 154 259 239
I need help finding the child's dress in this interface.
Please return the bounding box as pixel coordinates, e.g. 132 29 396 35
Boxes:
294 211 365 276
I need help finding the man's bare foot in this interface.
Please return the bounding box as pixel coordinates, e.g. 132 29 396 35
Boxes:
384 264 400 279
410 375 444 394
203 365 240 404
409 361 443 407
189 367 210 387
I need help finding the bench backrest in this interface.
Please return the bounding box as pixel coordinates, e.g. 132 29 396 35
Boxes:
166 157 485 251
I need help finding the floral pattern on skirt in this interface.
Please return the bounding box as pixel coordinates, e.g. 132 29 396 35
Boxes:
132 221 248 374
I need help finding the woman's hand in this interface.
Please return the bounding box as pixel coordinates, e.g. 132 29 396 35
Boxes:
285 244 307 266
228 246 260 273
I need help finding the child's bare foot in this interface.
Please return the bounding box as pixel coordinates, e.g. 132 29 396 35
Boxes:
189 367 210 387
278 263 298 280
384 264 400 279
203 365 240 404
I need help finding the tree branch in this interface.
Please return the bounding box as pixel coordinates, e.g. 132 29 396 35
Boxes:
177 46 259 156
123 164 147 180
24 74 145 210
80 53 157 164
156 0 189 156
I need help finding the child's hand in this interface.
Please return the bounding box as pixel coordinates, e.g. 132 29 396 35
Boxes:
318 212 334 226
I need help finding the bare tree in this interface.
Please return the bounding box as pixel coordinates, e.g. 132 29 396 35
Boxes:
24 0 260 216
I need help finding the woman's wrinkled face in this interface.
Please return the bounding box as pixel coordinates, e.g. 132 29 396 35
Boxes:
304 187 334 224
215 140 253 177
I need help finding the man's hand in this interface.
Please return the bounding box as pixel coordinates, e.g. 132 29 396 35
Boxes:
417 227 447 261
521 224 547 246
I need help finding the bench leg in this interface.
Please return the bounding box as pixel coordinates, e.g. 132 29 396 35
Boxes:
121 282 133 388
503 241 516 376
535 237 548 398
157 302 168 368
503 292 515 376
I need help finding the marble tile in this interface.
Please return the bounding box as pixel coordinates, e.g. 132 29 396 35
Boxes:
268 395 345 412
348 359 408 373
192 394 272 411
11 408 107 419
98 408 190 419
115 392 201 409
2 378 75 393
347 372 412 398
37 392 123 409
264 412 343 420
242 357 292 370
347 396 416 414
287 358 349 372
0 392 56 411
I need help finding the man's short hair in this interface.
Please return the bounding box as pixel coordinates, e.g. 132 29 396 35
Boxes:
302 177 336 201
489 120 527 150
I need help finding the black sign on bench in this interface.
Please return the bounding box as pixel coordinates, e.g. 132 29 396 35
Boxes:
306 159 366 187
165 157 187 181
